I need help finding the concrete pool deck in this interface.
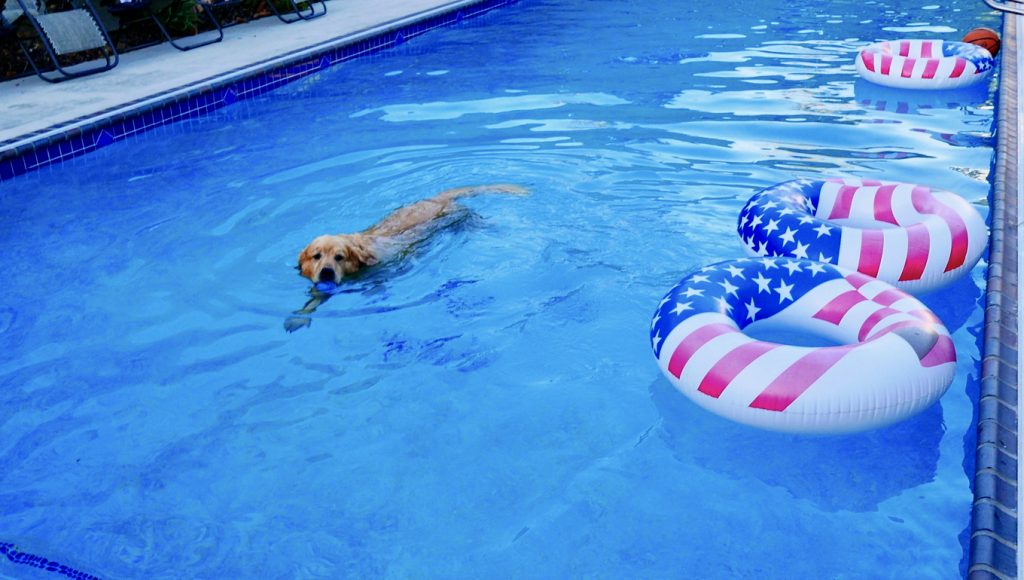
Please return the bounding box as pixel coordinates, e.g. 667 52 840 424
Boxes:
0 0 483 151
0 1 1020 576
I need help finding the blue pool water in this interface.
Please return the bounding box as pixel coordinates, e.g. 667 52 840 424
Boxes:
0 0 1001 577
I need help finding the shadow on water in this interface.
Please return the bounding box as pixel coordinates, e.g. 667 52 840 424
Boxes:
649 376 943 513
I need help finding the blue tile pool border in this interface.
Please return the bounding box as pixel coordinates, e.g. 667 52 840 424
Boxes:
968 14 1020 580
0 0 519 183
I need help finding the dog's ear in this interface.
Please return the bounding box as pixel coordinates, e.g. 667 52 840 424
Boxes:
348 236 379 268
297 245 315 278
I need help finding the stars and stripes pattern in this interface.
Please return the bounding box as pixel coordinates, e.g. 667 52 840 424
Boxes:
650 258 956 423
651 257 842 359
738 178 986 293
856 39 994 90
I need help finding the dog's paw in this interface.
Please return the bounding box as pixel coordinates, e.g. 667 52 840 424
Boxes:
283 316 312 333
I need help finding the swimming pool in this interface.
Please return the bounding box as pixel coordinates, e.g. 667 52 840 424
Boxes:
0 0 1002 576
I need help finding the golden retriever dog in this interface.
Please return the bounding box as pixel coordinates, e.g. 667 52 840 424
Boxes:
297 183 528 286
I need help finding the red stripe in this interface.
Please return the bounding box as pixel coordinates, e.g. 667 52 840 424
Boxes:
911 187 969 272
667 323 735 378
901 57 916 78
749 348 852 411
871 288 905 307
845 272 874 289
880 54 893 75
858 230 884 278
950 58 967 78
922 59 939 79
899 41 910 57
873 184 899 224
921 41 934 58
858 307 901 341
921 335 956 367
697 342 780 398
828 185 858 219
813 290 867 325
861 51 876 72
899 223 931 281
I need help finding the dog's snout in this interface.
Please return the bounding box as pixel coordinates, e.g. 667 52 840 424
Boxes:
318 267 336 282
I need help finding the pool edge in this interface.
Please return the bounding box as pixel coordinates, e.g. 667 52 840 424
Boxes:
968 13 1021 580
0 0 519 183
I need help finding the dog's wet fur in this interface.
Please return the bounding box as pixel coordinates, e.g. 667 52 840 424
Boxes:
286 184 527 332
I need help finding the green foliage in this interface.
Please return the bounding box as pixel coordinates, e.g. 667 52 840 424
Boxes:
158 0 201 35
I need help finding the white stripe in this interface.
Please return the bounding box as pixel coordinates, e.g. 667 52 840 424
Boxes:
935 54 958 80
935 189 988 266
919 214 953 282
877 227 910 282
846 185 880 227
837 225 863 271
814 181 843 218
889 183 923 226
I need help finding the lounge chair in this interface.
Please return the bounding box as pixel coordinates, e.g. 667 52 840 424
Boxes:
265 0 325 24
7 0 118 82
107 0 241 51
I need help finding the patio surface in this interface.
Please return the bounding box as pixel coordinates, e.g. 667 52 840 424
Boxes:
0 0 470 150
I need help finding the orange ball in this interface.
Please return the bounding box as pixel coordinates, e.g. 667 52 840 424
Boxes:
963 27 1000 57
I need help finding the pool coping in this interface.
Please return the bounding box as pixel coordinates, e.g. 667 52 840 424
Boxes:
0 0 519 182
968 13 1021 580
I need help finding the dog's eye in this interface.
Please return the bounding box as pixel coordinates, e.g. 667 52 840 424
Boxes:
312 253 322 260
334 254 343 262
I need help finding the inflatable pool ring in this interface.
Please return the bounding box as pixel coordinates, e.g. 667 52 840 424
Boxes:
856 39 995 90
737 178 987 294
650 258 956 433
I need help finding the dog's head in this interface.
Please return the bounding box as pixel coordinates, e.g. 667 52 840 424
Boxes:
297 234 379 284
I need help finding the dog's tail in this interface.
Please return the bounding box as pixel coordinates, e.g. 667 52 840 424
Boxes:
436 184 529 201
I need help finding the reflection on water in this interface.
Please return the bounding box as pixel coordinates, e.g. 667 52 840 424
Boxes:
854 79 990 115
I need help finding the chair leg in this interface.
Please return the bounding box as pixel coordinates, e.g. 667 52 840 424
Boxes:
145 1 224 51
265 0 325 24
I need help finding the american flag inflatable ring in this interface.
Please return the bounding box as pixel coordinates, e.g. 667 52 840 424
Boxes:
650 258 956 433
856 39 995 90
738 178 986 294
